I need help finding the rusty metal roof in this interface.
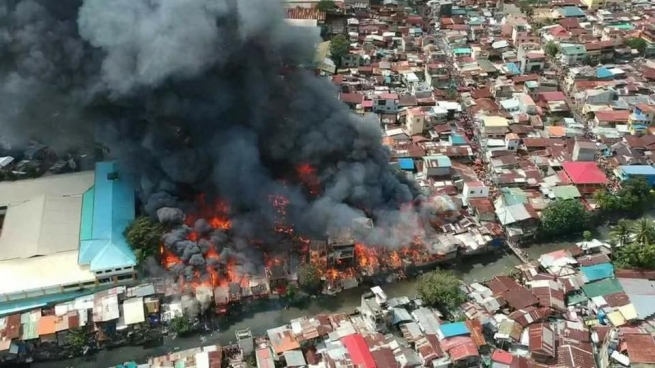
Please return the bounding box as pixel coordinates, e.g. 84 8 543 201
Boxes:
557 343 594 368
487 276 522 296
503 286 539 310
528 324 556 359
623 334 655 364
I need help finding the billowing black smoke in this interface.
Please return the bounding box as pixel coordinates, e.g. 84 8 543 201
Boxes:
0 0 426 281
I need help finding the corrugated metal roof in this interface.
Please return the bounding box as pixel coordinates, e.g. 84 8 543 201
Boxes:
581 263 614 283
581 278 623 298
439 322 470 339
21 321 38 340
342 334 376 368
79 161 136 271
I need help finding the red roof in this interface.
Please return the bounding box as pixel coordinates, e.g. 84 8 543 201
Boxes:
561 161 608 185
448 338 480 361
538 91 566 102
595 110 630 123
492 349 514 365
342 334 377 368
340 93 365 105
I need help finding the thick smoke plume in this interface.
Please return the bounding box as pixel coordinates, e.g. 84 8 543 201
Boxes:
0 0 429 283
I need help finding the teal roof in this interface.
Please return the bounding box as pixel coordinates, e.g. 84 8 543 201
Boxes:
560 44 586 55
80 187 95 241
581 263 614 282
581 278 623 298
79 161 136 271
453 48 472 55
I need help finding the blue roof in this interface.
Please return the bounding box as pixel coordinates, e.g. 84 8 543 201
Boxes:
506 63 520 75
0 290 95 316
398 158 415 170
558 6 585 17
79 161 136 271
392 307 413 324
450 134 466 145
596 67 613 79
439 321 470 338
620 165 655 176
581 263 615 283
453 48 472 55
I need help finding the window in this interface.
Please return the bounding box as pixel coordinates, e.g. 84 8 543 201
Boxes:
117 274 133 281
470 190 476 195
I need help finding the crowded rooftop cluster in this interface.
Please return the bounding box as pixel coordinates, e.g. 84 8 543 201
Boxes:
135 243 655 368
286 0 655 249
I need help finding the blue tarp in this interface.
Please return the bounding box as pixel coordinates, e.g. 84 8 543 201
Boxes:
398 158 415 170
596 67 613 79
439 321 470 338
506 63 520 75
581 263 615 283
450 134 466 145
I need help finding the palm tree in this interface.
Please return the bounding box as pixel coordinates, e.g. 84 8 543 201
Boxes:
610 219 631 248
593 190 613 211
631 218 655 246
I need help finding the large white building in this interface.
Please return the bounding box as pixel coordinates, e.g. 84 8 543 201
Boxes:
0 162 137 313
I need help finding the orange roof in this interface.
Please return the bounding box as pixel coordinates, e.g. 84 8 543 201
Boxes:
548 126 566 137
37 315 57 336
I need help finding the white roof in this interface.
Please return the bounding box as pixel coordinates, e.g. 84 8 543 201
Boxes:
0 194 84 261
123 297 146 325
0 171 94 261
0 251 96 297
94 294 120 322
285 19 318 28
0 171 94 204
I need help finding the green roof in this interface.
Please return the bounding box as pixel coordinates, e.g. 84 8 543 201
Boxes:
567 291 588 306
560 44 587 55
501 187 528 205
581 278 623 298
553 185 581 200
80 187 95 241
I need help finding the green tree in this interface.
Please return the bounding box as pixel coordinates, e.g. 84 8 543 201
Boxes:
610 219 631 248
614 243 655 269
66 328 88 355
416 269 467 310
169 316 192 334
538 200 590 240
583 230 592 241
631 218 655 246
329 34 350 69
316 0 335 12
544 41 558 57
298 263 322 294
625 37 648 54
124 216 165 262
446 89 458 100
582 55 595 66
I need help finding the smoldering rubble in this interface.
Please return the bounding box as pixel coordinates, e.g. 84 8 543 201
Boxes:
0 0 428 282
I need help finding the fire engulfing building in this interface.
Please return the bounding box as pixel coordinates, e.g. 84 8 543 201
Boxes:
0 161 137 316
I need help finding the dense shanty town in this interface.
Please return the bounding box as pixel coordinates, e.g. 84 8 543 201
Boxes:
6 0 655 367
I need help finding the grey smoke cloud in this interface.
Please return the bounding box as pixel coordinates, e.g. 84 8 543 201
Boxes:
0 0 426 284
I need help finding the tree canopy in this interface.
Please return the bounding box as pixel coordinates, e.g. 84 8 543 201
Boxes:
544 41 558 57
416 269 467 310
538 199 590 240
595 177 654 219
625 37 647 54
316 0 335 12
124 216 165 262
329 34 350 68
609 218 655 269
298 263 323 294
614 243 655 269
169 316 192 334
